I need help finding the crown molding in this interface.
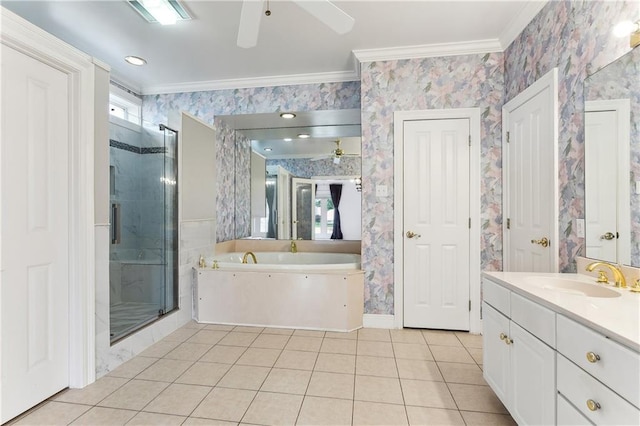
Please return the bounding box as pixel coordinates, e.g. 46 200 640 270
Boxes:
499 0 548 50
352 39 503 63
109 71 143 96
141 70 360 95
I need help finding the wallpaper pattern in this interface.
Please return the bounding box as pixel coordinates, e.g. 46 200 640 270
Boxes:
267 157 361 179
142 82 361 242
504 0 635 272
584 47 639 265
360 53 505 314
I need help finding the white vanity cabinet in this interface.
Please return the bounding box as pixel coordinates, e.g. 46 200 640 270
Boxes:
482 278 556 425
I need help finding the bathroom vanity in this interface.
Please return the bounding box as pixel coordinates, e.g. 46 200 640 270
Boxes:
482 272 640 425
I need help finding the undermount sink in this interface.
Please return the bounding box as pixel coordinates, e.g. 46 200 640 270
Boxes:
525 276 622 298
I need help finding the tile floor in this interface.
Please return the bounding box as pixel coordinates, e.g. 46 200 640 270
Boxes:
10 324 516 426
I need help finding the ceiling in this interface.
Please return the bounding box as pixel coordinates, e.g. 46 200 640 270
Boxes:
2 1 546 95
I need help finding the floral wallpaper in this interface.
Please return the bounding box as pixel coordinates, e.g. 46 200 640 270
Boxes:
142 82 361 242
584 47 640 265
360 53 505 314
267 157 361 179
504 0 635 272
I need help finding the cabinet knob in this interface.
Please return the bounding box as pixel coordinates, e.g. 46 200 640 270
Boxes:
586 352 601 363
586 399 601 411
499 333 507 341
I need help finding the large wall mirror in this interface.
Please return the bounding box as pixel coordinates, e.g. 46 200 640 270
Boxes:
584 46 639 267
218 109 362 241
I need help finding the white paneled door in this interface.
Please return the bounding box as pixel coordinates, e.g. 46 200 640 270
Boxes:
291 178 315 240
504 69 558 272
1 45 70 422
403 118 470 330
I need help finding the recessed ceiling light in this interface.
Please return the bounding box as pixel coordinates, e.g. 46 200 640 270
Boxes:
125 56 147 66
264 147 273 152
128 0 191 25
284 138 292 142
280 112 296 119
298 133 310 139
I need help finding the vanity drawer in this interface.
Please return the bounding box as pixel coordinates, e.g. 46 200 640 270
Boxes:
510 292 555 347
557 315 640 407
483 278 510 316
557 393 594 425
557 354 640 425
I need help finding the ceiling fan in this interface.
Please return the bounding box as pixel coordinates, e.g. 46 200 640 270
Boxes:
311 139 360 164
237 0 355 48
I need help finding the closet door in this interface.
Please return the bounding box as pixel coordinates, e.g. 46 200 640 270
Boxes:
1 44 71 423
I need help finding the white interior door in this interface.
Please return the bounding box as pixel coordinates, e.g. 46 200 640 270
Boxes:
403 118 470 330
585 110 618 262
291 178 315 240
504 69 558 272
277 167 292 240
1 45 71 422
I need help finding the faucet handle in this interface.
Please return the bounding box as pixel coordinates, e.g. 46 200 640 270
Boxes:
630 278 640 293
596 270 609 284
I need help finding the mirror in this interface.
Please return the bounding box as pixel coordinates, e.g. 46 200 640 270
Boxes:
217 109 362 241
584 47 639 266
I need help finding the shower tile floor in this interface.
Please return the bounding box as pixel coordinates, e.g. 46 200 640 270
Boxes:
10 324 516 425
110 302 163 342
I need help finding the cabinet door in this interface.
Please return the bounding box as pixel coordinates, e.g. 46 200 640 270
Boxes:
509 322 556 425
482 302 510 406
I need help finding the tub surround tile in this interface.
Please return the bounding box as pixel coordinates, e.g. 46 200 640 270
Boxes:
241 391 303 425
297 396 353 426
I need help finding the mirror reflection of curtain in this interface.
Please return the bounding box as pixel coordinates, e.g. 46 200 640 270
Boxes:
330 183 343 240
266 177 276 238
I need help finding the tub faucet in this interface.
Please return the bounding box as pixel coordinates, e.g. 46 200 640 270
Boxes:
290 240 297 253
586 261 626 288
242 251 257 264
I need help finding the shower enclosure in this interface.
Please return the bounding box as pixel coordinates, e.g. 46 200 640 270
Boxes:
109 120 178 343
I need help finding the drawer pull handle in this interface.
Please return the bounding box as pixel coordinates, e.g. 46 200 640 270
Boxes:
586 352 601 363
586 399 601 411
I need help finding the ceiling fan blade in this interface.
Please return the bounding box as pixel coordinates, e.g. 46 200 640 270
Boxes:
237 0 264 48
293 0 355 34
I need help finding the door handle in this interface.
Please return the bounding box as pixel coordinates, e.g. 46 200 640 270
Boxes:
530 237 549 248
600 232 615 240
406 231 421 239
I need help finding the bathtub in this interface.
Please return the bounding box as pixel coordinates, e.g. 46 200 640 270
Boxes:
195 251 364 331
210 251 361 270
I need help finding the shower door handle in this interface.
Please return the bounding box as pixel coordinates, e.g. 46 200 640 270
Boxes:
111 203 121 244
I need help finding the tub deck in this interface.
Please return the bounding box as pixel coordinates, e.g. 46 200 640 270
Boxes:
194 268 364 332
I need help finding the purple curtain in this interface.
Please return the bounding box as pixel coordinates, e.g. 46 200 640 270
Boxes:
329 184 343 239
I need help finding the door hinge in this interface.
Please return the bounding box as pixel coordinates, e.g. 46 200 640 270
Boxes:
506 131 510 143
469 300 471 311
468 218 471 229
468 135 471 146
506 218 511 229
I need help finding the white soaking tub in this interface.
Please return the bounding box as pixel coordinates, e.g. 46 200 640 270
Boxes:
194 251 363 331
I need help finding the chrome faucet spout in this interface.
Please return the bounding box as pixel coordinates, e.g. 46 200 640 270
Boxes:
242 251 257 264
586 261 626 288
290 240 298 253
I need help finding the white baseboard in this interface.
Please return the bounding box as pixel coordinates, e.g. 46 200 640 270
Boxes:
363 314 396 329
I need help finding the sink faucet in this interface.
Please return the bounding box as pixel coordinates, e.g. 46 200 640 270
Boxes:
242 251 257 264
586 261 627 288
290 240 298 253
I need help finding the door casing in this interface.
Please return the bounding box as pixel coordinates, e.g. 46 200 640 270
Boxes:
393 108 481 333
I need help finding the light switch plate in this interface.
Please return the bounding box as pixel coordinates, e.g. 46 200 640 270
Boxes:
576 218 585 238
376 184 388 197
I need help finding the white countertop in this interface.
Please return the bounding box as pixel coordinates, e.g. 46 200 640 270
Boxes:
482 272 640 352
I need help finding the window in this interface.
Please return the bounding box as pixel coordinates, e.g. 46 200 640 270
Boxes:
109 84 142 126
315 196 334 240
